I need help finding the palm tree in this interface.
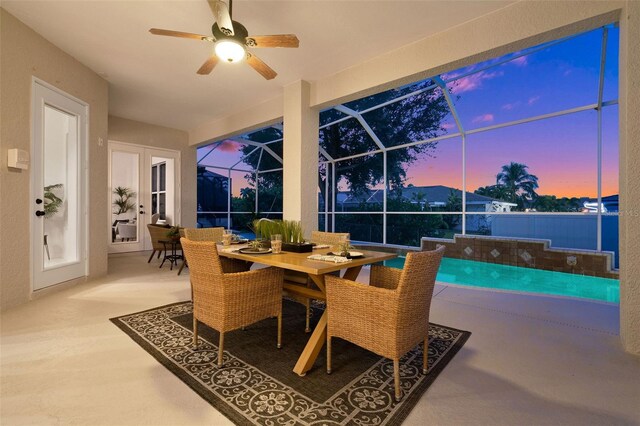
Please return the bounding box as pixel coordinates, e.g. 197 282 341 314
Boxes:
496 162 539 208
112 186 136 216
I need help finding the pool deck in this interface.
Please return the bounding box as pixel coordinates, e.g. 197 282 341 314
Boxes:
419 281 637 425
1 252 638 425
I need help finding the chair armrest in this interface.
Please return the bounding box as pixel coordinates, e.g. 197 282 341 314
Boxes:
370 265 402 290
325 275 398 320
221 267 284 298
220 257 252 273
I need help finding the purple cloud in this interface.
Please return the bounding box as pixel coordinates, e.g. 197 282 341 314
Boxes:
447 70 504 94
472 114 495 124
502 102 520 110
511 56 528 66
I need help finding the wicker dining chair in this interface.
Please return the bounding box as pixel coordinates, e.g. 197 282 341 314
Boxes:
283 231 350 332
310 231 350 248
184 227 224 242
181 238 284 367
325 246 445 401
146 223 171 263
179 227 252 275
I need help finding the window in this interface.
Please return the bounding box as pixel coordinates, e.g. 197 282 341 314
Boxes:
151 162 166 219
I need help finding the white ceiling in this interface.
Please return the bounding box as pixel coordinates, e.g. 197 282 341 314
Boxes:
2 0 514 131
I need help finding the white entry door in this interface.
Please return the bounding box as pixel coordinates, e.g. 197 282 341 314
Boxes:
32 80 88 291
108 141 181 253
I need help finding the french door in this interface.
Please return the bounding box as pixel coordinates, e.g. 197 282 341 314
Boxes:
108 141 180 253
31 80 88 291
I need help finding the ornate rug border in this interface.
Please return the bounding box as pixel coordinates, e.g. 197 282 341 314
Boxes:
110 301 471 426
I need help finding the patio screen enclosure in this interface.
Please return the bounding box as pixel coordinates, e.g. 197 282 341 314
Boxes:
197 25 619 264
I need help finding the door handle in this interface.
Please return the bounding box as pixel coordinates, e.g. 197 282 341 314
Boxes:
35 210 45 217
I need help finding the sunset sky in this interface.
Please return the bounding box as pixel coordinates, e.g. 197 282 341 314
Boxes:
199 26 619 199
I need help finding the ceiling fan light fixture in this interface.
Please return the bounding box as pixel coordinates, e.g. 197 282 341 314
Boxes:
214 39 246 63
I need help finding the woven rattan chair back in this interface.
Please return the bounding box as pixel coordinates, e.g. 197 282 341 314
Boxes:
180 238 225 276
147 224 170 251
184 227 224 243
310 231 350 246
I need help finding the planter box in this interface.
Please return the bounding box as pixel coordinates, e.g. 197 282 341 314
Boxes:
282 242 313 253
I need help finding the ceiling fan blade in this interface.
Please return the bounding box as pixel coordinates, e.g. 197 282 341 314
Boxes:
197 56 219 75
149 28 213 42
246 53 277 80
207 0 234 36
246 34 299 48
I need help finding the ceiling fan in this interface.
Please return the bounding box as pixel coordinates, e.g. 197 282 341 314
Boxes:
149 0 299 80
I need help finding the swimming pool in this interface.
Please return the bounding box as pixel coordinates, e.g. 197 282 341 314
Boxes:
384 257 619 303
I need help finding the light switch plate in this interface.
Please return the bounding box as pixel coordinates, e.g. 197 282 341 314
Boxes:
8 149 29 169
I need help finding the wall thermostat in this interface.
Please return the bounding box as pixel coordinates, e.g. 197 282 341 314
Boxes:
8 149 29 170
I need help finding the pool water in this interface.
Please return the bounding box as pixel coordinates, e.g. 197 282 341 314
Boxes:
384 257 620 303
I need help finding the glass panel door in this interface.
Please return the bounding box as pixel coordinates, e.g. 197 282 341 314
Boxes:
108 144 181 253
43 106 79 268
32 81 87 290
109 143 145 253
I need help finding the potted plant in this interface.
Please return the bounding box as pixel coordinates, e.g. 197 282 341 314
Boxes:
112 186 136 217
336 239 355 257
252 218 280 239
44 183 64 218
251 219 313 252
280 220 313 253
166 225 182 242
247 240 266 251
43 183 63 261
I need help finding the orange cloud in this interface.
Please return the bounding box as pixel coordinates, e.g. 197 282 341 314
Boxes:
217 139 242 152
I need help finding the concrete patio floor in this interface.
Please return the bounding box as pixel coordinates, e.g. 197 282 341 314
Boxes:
1 252 638 425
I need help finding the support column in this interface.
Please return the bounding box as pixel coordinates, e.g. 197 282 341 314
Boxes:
283 80 319 236
620 0 640 355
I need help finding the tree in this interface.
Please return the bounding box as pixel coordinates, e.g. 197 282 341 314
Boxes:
475 184 513 203
197 166 228 212
443 189 462 228
239 80 451 222
496 162 539 208
322 81 450 198
233 81 452 240
533 195 583 212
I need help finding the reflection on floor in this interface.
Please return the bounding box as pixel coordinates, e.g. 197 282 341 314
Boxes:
1 252 639 425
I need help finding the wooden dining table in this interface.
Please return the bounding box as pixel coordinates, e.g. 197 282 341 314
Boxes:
218 245 397 376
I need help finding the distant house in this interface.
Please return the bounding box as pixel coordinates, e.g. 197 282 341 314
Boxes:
583 194 619 213
330 185 517 213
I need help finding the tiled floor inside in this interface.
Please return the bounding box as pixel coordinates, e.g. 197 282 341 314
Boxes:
2 252 639 425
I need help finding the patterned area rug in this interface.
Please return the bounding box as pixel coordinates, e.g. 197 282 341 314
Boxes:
111 301 470 425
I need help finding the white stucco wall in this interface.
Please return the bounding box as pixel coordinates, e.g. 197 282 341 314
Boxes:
0 9 109 310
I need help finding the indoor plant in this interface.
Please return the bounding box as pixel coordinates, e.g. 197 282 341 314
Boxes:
251 219 312 252
336 239 355 257
166 225 182 241
280 220 312 253
112 186 136 216
44 183 64 218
